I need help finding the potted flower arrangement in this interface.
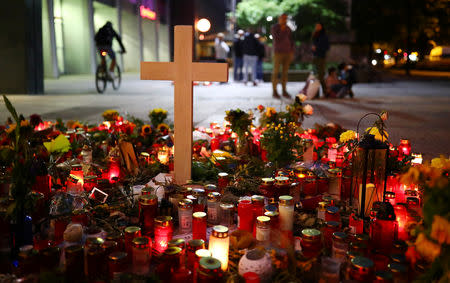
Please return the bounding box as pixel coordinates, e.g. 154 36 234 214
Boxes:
224 109 253 155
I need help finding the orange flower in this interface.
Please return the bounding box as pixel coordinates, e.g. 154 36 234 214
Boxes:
257 105 265 112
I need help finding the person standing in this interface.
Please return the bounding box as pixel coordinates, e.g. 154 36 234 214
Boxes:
312 22 329 98
242 30 259 86
271 13 294 99
255 34 265 82
215 33 230 63
233 30 245 82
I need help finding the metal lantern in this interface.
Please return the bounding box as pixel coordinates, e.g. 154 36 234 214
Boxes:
351 114 389 219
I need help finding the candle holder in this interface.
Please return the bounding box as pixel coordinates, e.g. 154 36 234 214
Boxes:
208 225 230 271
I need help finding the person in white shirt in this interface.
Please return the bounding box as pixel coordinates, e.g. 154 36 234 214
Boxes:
215 33 230 63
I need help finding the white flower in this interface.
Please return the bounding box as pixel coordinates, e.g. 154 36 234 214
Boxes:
303 104 314 115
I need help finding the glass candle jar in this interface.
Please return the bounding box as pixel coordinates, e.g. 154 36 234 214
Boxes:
67 174 83 194
219 203 235 227
259 177 275 199
168 238 186 266
302 176 317 196
208 225 229 271
187 239 205 270
178 199 193 234
274 177 290 199
124 226 141 256
238 197 253 232
217 172 229 193
332 232 348 262
83 175 97 192
65 244 85 282
317 201 327 221
108 251 128 280
350 256 375 282
256 216 270 245
154 216 173 253
207 192 221 225
370 218 398 254
132 237 151 275
86 244 106 281
198 256 223 283
139 194 158 236
323 221 340 249
300 228 322 258
169 193 184 219
388 262 408 283
264 211 280 245
187 194 199 211
106 231 124 252
205 184 218 194
193 212 207 241
278 195 294 232
192 188 206 212
252 195 265 236
328 169 342 196
317 176 329 194
165 246 192 282
325 206 341 222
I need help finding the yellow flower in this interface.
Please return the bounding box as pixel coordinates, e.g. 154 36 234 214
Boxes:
339 130 357 143
431 215 450 245
20 120 30 127
366 127 388 141
415 233 441 262
431 156 450 170
141 124 152 136
157 123 170 132
400 166 421 186
5 124 16 134
102 109 119 121
265 107 276 117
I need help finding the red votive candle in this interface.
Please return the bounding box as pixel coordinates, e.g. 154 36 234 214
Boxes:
193 212 207 241
154 216 173 253
238 198 253 232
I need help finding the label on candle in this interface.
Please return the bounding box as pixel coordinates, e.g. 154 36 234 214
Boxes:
256 227 270 242
180 215 192 230
208 207 218 222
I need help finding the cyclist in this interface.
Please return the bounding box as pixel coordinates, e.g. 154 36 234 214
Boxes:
94 21 126 79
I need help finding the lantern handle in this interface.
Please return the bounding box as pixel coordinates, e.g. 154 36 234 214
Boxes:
356 112 388 142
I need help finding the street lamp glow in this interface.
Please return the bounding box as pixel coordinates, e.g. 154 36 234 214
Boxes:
376 48 382 54
269 35 273 39
408 52 418 61
196 18 211 33
384 54 390 60
266 16 273 22
371 59 377 66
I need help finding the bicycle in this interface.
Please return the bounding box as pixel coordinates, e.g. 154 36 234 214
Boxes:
95 49 122 93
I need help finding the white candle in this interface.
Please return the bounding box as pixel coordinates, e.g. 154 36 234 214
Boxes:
278 195 294 231
208 225 229 271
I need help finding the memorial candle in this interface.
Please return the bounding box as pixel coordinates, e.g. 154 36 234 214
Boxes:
278 195 294 232
208 225 229 271
154 216 173 253
193 212 207 241
238 197 253 232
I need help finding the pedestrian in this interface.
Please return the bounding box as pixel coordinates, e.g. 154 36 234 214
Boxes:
215 33 229 63
337 62 355 98
242 29 259 86
233 30 245 82
271 13 295 99
311 22 329 98
255 34 265 82
325 67 349 98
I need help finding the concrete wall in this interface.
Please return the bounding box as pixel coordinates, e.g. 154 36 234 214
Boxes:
42 0 54 78
121 0 140 72
61 0 93 74
0 1 43 94
159 23 170 61
142 20 157 61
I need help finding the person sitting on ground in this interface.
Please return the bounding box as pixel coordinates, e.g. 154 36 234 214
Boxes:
337 62 355 98
95 21 126 79
325 67 349 98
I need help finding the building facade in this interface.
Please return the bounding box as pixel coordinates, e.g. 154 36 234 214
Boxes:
42 0 170 78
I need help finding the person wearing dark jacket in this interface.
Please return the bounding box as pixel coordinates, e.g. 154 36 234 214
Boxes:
233 30 245 81
95 21 126 78
312 22 329 98
255 34 265 82
242 31 259 86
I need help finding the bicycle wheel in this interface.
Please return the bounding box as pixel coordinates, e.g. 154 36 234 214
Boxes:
95 65 107 93
112 65 121 90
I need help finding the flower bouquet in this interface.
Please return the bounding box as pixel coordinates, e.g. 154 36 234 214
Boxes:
149 108 168 128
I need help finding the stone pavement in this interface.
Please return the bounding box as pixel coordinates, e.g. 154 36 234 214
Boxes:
1 73 449 159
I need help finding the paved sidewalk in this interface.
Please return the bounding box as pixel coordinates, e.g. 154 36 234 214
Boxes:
1 73 449 159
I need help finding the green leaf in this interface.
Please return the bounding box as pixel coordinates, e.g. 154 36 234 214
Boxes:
2 95 19 123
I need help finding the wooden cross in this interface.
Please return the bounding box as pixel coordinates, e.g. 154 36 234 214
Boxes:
140 25 229 184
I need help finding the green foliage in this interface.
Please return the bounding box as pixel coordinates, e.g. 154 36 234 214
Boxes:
192 160 219 183
235 0 348 42
224 109 253 139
